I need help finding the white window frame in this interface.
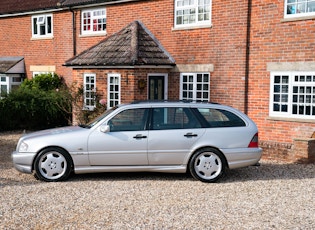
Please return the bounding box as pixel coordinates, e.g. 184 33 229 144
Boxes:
0 74 23 97
32 71 54 78
84 73 96 110
269 71 315 119
174 0 212 28
0 74 9 97
284 0 315 18
32 14 53 38
180 73 210 101
107 74 121 109
81 8 106 35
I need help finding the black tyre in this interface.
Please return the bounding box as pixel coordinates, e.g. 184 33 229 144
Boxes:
34 147 72 182
189 148 226 183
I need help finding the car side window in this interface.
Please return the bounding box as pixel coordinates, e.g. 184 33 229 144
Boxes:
152 107 201 130
108 108 148 132
197 108 246 127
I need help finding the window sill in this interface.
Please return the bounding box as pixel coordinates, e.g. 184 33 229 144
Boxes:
31 36 54 40
172 24 212 31
80 32 107 38
281 15 315 22
267 116 315 123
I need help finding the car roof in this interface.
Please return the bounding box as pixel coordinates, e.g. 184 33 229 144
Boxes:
116 100 229 110
131 100 219 105
116 100 247 116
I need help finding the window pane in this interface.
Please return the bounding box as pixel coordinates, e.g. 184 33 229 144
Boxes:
274 103 280 112
274 85 280 93
33 18 38 34
110 109 147 132
108 75 120 108
274 94 280 102
282 85 288 93
84 74 96 109
152 107 201 130
197 108 245 127
47 16 51 34
175 0 210 26
82 8 106 33
181 73 210 101
272 72 315 118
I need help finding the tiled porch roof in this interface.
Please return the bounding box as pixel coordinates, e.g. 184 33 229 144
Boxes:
0 57 25 74
64 21 175 68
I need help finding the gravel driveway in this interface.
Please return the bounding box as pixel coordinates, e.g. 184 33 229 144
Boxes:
1 131 315 229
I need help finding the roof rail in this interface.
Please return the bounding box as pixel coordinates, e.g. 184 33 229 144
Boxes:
131 100 220 104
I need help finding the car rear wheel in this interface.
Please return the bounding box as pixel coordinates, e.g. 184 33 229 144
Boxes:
189 148 226 183
34 147 72 182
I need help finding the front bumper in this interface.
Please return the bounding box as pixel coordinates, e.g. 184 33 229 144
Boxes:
11 151 37 174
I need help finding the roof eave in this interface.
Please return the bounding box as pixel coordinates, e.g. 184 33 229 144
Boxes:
64 0 142 9
0 8 66 18
64 64 176 69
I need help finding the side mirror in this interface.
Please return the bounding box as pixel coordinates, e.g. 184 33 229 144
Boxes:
100 124 110 133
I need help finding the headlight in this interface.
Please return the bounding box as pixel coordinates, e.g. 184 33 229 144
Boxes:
19 142 28 152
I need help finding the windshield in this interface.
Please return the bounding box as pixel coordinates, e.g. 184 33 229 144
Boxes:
82 107 117 128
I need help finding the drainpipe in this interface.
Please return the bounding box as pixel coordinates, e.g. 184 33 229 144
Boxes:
70 8 77 56
244 0 252 115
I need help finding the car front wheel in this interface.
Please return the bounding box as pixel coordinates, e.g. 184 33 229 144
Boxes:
189 148 226 183
34 147 72 182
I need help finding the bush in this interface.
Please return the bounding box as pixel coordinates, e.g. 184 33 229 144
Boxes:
0 74 72 131
68 83 107 125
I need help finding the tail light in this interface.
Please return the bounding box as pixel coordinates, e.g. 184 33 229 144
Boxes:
248 133 259 148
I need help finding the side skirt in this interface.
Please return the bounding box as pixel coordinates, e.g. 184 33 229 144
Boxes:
74 165 187 174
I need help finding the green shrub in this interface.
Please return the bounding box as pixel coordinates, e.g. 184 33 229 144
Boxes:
0 74 72 131
21 73 62 91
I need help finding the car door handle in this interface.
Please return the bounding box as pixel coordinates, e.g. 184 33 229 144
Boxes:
184 133 198 137
133 134 147 139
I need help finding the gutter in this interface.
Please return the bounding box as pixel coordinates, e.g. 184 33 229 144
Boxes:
0 0 141 18
63 65 176 69
70 8 77 56
244 0 252 115
0 8 66 18
67 0 142 10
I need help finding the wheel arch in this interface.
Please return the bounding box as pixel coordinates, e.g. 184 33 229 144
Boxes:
31 146 74 172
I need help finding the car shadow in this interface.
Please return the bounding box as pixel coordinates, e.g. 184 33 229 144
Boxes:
67 161 315 183
1 161 314 187
221 162 315 183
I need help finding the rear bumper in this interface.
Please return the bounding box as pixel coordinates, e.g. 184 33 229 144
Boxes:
222 147 262 169
11 151 36 174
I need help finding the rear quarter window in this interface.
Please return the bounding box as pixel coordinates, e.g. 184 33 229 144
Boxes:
197 108 246 127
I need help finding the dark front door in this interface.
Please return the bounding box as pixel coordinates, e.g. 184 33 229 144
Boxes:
149 76 165 100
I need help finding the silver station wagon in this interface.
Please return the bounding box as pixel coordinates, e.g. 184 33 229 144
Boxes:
12 101 262 183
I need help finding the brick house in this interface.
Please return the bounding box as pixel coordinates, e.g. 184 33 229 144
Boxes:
248 1 315 162
0 0 314 162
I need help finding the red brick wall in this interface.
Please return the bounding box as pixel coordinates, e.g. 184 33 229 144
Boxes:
103 0 249 111
0 12 74 83
72 68 173 102
1 1 250 111
248 1 315 143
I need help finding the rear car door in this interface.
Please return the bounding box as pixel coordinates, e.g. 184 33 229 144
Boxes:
147 107 205 165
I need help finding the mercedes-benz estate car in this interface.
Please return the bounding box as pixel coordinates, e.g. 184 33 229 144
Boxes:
12 101 262 183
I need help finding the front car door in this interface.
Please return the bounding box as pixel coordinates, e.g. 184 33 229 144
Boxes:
147 107 205 165
88 108 149 165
